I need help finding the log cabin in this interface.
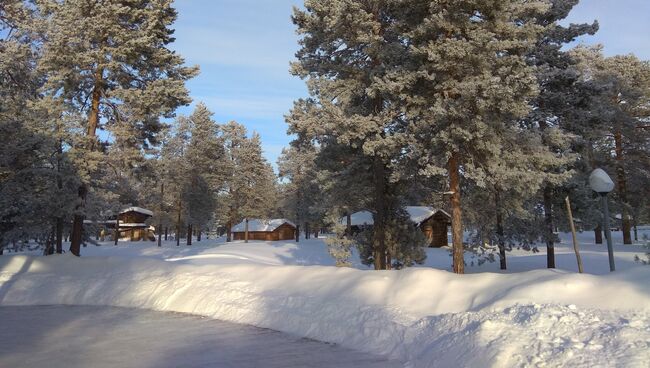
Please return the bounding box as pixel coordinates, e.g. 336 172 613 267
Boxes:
342 206 451 247
84 207 156 241
231 219 297 241
116 207 155 241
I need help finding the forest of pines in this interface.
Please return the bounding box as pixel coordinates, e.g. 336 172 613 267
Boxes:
1 0 649 274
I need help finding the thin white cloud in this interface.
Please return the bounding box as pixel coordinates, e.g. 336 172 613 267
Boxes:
174 26 298 69
195 95 296 121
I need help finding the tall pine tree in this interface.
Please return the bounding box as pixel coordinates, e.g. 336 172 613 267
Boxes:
33 0 198 255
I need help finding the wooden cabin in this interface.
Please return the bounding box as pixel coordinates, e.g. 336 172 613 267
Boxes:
84 207 155 241
342 206 451 247
116 207 155 241
231 219 296 241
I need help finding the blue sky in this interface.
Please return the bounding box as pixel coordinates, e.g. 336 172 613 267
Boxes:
171 0 650 167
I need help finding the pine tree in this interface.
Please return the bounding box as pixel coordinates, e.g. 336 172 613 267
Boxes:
277 143 320 240
220 122 277 242
458 0 598 269
393 0 553 273
183 103 225 243
160 115 192 246
567 46 650 246
33 0 198 256
1 1 78 254
291 0 423 269
519 0 598 267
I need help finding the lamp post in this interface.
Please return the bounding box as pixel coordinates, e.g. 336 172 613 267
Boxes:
589 168 616 272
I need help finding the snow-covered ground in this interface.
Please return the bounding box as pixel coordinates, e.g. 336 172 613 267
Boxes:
0 305 401 368
1 230 649 367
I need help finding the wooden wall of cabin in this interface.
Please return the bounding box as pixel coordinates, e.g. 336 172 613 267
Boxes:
118 212 149 224
232 225 296 241
421 213 450 248
275 224 296 240
233 232 277 241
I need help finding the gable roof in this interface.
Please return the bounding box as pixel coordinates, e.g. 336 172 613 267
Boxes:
120 207 154 217
341 206 450 227
231 219 296 232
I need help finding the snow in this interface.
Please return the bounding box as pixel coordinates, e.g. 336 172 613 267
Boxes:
1 231 649 367
115 223 148 227
0 305 400 368
119 206 153 217
231 218 295 232
589 168 615 193
83 220 116 224
342 206 449 226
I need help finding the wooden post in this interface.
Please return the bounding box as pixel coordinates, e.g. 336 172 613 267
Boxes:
565 196 583 273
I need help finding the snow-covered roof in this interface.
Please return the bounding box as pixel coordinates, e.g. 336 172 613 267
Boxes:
341 206 450 226
231 219 296 232
118 223 149 228
83 220 117 224
120 207 153 217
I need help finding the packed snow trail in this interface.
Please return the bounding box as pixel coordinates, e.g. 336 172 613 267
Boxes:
0 305 402 368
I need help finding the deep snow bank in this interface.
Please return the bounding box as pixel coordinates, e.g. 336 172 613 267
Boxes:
1 255 648 367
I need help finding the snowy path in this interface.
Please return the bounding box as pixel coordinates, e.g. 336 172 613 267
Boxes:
0 305 403 368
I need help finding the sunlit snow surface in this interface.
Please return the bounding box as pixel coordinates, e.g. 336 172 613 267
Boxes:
0 305 402 368
1 230 649 367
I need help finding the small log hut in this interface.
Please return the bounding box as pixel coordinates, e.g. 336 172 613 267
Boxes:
231 219 297 241
343 206 451 247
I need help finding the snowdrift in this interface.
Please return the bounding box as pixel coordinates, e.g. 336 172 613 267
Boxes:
1 254 649 367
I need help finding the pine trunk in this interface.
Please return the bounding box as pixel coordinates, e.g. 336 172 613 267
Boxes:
114 219 119 245
346 213 352 236
55 138 64 254
595 224 603 244
70 69 103 256
448 152 464 274
164 227 168 241
372 158 387 270
543 186 556 268
614 130 632 244
295 224 300 242
158 182 164 247
495 190 506 270
197 230 201 242
55 217 63 254
45 224 55 255
176 199 181 247
245 219 249 243
187 224 192 245
226 220 232 242
305 222 310 239
69 184 88 257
